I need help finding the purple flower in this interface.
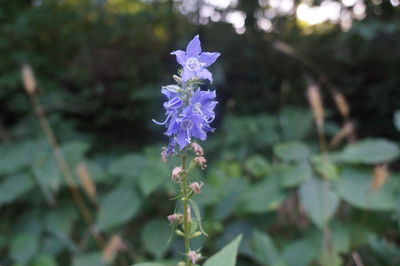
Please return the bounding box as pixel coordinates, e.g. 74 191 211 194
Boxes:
171 35 220 83
187 89 217 123
166 110 209 150
153 85 182 126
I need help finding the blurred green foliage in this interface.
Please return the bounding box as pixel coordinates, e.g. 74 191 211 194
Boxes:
1 0 400 265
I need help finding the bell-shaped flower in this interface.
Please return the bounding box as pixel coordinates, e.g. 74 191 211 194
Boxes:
171 35 220 83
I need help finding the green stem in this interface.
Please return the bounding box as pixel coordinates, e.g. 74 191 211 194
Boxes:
182 154 192 266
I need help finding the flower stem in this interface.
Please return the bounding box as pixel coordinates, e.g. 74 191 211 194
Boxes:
182 154 192 266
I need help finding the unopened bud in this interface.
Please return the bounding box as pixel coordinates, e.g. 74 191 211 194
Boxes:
194 156 207 170
22 64 36 94
167 213 183 224
189 182 204 194
190 231 202 238
173 75 181 83
161 147 168 163
175 230 185 237
172 167 183 183
188 250 202 264
191 142 204 156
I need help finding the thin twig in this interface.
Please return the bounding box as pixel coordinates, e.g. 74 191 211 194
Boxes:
352 251 365 266
22 64 106 249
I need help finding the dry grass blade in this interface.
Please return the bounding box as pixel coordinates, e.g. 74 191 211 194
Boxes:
22 64 36 95
332 88 350 119
306 79 324 129
76 162 97 202
330 121 354 147
102 235 126 263
371 164 388 191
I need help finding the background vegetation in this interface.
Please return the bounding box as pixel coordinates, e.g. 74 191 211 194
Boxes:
1 0 400 265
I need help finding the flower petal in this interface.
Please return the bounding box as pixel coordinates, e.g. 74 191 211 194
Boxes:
186 35 201 57
196 69 213 83
177 129 189 150
199 52 220 67
170 50 187 66
182 68 196 81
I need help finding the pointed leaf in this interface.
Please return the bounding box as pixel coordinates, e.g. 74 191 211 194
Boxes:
299 178 339 228
204 234 242 266
141 219 170 259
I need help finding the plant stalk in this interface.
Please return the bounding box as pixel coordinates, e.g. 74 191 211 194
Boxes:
182 154 192 266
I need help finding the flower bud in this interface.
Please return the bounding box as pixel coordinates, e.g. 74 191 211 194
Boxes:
189 182 204 194
191 142 204 156
22 64 36 95
167 213 183 224
187 250 202 264
161 147 168 163
173 75 181 83
194 156 207 170
172 166 183 183
190 231 202 238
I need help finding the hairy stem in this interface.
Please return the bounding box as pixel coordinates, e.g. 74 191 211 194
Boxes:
182 154 192 266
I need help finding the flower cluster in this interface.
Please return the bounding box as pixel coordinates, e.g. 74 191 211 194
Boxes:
154 35 220 157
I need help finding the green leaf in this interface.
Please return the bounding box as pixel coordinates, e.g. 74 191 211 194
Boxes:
108 153 147 178
299 178 339 228
394 110 400 131
0 139 48 174
281 239 317 266
244 155 271 178
337 168 396 210
45 207 78 236
279 107 313 140
279 163 312 188
61 141 90 166
73 252 108 266
141 219 170 259
0 174 34 204
10 233 39 263
204 234 242 266
337 138 400 164
312 156 339 180
97 186 141 230
133 264 167 266
240 177 286 214
32 254 57 266
189 199 208 236
248 230 281 266
273 141 311 162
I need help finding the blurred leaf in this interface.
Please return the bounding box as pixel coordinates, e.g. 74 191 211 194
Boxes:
109 153 147 178
299 178 339 228
279 107 313 140
240 177 286 214
190 199 208 236
97 186 141 230
10 233 39 263
0 139 48 174
73 252 108 266
273 141 311 162
394 110 400 132
0 174 34 205
133 264 167 266
368 236 400 264
45 207 77 236
279 162 312 188
281 239 317 266
213 178 248 221
137 162 167 196
141 219 171 259
248 230 282 266
204 234 242 266
61 141 90 166
244 155 271 178
312 157 339 181
32 254 57 266
337 138 400 164
337 168 396 210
